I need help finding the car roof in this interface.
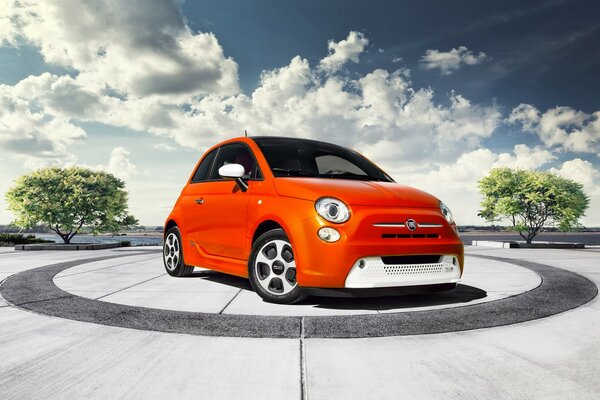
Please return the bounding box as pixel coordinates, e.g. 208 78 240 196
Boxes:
250 136 343 148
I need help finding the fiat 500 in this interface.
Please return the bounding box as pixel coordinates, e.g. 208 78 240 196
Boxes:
163 136 464 304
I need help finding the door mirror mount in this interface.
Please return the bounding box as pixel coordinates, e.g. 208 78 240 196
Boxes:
218 163 248 192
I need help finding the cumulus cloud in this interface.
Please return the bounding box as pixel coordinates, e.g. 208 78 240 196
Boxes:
549 158 600 226
0 82 86 165
420 46 488 75
550 158 600 195
1 0 239 99
508 103 600 154
318 31 369 73
105 147 139 180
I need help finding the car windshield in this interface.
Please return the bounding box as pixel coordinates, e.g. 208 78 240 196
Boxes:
253 137 394 182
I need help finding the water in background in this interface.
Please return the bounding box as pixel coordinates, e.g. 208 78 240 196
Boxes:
34 233 163 246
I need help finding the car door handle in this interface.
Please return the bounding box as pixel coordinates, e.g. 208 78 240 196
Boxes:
195 198 205 204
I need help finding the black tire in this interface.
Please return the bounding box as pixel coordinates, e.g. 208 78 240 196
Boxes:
163 226 194 277
248 228 307 304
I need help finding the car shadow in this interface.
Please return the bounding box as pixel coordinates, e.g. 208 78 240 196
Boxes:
184 270 488 311
186 270 253 290
304 284 487 311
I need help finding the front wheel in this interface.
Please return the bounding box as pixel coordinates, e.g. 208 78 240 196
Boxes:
163 226 194 277
248 229 307 304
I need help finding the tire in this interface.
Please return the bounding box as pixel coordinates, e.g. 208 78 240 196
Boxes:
163 226 194 277
248 228 307 304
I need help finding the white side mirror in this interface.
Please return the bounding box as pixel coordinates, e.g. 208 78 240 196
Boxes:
219 163 245 179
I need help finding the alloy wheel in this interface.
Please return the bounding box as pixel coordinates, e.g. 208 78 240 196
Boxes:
254 239 297 295
163 233 180 271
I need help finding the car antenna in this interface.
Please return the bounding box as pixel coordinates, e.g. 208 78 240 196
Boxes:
244 129 248 137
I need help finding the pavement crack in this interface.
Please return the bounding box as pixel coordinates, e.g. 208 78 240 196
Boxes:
12 295 74 307
218 288 243 314
95 274 165 300
55 254 159 278
300 317 308 400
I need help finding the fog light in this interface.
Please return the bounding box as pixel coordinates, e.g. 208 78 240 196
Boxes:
318 227 340 242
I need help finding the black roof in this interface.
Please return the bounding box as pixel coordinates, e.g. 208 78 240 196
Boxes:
250 136 343 148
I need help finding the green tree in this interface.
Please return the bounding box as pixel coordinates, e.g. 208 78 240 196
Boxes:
477 168 589 243
5 167 138 244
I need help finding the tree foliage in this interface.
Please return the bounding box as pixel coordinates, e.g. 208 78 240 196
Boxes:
478 168 589 243
5 167 138 244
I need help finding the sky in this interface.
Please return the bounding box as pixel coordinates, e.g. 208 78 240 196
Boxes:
0 0 599 226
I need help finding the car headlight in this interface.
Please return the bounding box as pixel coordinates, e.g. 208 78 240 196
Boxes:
315 197 350 224
439 201 455 224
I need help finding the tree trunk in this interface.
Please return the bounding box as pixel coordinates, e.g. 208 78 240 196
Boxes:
526 230 537 244
60 234 70 244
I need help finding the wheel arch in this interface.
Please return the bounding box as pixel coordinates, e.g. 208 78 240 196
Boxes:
164 219 178 238
252 219 284 245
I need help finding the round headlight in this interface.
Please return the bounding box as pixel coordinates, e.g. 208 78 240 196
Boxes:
439 201 455 224
315 197 350 223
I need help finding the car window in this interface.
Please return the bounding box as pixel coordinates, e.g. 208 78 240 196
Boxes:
209 143 261 180
253 137 393 182
191 149 217 183
315 155 367 176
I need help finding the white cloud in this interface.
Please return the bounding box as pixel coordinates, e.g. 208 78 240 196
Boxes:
104 147 139 181
0 27 503 175
1 0 239 100
508 103 600 154
0 82 86 165
420 46 488 75
318 31 369 73
550 158 600 195
153 143 177 152
550 158 600 226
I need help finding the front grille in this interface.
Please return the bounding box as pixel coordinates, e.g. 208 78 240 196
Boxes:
381 233 439 239
381 255 441 265
382 263 444 276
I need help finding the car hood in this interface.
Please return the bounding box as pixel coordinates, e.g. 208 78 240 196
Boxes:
273 178 439 208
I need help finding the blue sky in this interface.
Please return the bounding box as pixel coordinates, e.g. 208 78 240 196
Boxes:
0 0 599 226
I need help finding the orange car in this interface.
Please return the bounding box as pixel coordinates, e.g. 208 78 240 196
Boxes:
163 137 464 304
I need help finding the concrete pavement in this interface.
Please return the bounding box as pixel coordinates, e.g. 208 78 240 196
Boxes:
0 246 598 399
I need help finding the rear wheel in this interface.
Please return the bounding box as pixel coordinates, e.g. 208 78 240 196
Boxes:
248 229 307 304
163 226 194 277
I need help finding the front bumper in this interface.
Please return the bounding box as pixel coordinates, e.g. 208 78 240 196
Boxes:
288 204 464 288
344 255 461 288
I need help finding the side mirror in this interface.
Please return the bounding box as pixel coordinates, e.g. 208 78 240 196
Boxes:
218 163 248 192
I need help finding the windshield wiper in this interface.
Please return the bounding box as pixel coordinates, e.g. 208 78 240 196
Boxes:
272 168 318 177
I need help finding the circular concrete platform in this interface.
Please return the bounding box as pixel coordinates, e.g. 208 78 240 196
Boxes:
0 250 596 338
50 254 541 316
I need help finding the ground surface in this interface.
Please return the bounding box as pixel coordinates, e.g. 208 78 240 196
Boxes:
461 231 600 245
0 246 599 399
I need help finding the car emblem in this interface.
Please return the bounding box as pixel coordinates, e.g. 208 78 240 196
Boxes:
406 219 417 231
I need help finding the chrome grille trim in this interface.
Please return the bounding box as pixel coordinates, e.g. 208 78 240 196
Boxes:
373 222 443 228
373 223 405 227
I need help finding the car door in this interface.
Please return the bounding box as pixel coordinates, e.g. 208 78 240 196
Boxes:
193 142 261 260
177 148 218 266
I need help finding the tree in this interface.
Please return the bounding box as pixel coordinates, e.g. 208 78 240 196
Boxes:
477 168 589 243
6 167 138 244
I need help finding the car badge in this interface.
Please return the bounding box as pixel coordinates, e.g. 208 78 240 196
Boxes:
406 219 417 231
